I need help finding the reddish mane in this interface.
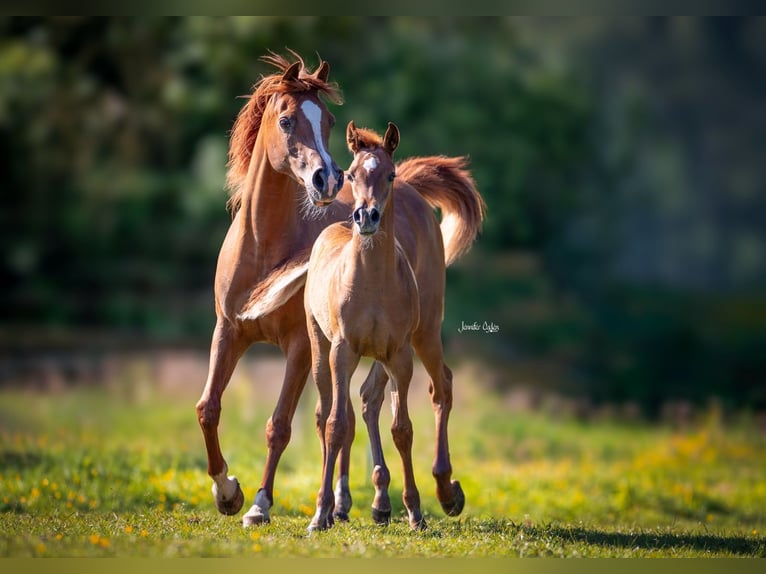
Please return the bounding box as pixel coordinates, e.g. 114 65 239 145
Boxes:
226 52 343 214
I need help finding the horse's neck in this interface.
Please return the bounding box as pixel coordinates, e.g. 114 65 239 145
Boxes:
238 139 299 276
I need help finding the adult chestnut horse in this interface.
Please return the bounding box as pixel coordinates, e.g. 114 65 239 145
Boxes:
197 52 484 527
195 52 348 527
306 122 425 531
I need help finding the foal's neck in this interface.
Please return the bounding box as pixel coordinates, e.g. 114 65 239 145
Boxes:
350 194 396 277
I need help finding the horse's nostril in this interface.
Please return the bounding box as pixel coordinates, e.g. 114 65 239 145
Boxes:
353 208 363 223
369 208 380 224
312 169 326 192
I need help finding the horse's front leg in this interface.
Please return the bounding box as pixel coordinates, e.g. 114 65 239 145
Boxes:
360 361 392 525
333 397 355 522
242 331 312 526
306 314 334 531
309 339 359 532
196 318 249 516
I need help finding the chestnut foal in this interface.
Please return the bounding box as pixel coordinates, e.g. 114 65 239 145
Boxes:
306 122 426 531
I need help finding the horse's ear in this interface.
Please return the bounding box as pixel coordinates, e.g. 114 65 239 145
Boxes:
383 122 400 156
315 60 330 83
282 61 301 83
347 120 360 153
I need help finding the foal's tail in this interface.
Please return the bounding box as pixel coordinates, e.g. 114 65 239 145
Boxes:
396 156 486 266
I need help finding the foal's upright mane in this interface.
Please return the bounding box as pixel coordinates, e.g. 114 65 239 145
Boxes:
226 52 343 214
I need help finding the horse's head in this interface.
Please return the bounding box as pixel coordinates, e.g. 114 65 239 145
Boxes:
264 61 345 206
346 120 399 236
227 53 345 212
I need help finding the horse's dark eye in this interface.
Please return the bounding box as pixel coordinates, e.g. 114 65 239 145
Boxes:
278 117 291 131
388 172 396 182
346 172 354 182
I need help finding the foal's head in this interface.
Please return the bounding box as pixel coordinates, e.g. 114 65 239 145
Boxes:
227 53 345 211
345 121 400 236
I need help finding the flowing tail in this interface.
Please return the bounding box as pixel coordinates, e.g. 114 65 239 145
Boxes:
396 156 486 266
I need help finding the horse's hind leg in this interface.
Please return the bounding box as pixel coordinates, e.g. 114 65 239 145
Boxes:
243 332 311 527
360 361 392 525
196 319 249 516
387 346 425 530
413 330 465 517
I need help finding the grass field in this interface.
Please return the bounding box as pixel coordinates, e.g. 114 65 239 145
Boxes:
1 356 765 557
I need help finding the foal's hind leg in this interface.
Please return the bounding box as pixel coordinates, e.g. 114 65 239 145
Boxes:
196 319 249 516
413 330 465 517
360 361 392 525
387 346 425 530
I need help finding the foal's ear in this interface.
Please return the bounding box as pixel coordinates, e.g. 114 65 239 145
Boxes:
315 60 330 83
282 61 301 83
347 120 361 153
383 122 400 156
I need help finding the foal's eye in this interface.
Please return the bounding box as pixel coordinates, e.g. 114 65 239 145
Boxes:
388 172 396 182
346 172 354 182
278 116 291 131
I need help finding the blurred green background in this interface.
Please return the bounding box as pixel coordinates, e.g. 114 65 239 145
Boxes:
1 16 764 415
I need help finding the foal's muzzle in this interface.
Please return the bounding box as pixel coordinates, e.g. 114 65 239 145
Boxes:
353 206 381 235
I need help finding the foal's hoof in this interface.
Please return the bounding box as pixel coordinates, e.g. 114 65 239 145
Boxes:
371 506 391 525
439 480 465 517
308 511 334 533
333 510 350 522
409 514 427 531
214 480 245 516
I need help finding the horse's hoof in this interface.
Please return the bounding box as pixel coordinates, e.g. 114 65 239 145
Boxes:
242 507 270 527
215 480 245 516
308 514 334 532
308 504 335 532
409 514 427 531
371 506 391 525
333 510 349 522
440 480 465 517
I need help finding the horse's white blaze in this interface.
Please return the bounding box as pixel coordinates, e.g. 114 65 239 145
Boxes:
363 155 378 173
300 100 337 191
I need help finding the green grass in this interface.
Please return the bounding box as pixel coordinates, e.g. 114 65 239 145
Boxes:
1 363 765 557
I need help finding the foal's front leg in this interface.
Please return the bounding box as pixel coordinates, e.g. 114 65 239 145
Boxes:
309 339 360 532
307 316 333 531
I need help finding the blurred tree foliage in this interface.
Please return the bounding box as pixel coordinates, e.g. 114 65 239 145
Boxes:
1 17 764 411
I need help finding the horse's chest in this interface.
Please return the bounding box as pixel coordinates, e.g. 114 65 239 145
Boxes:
339 304 410 360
